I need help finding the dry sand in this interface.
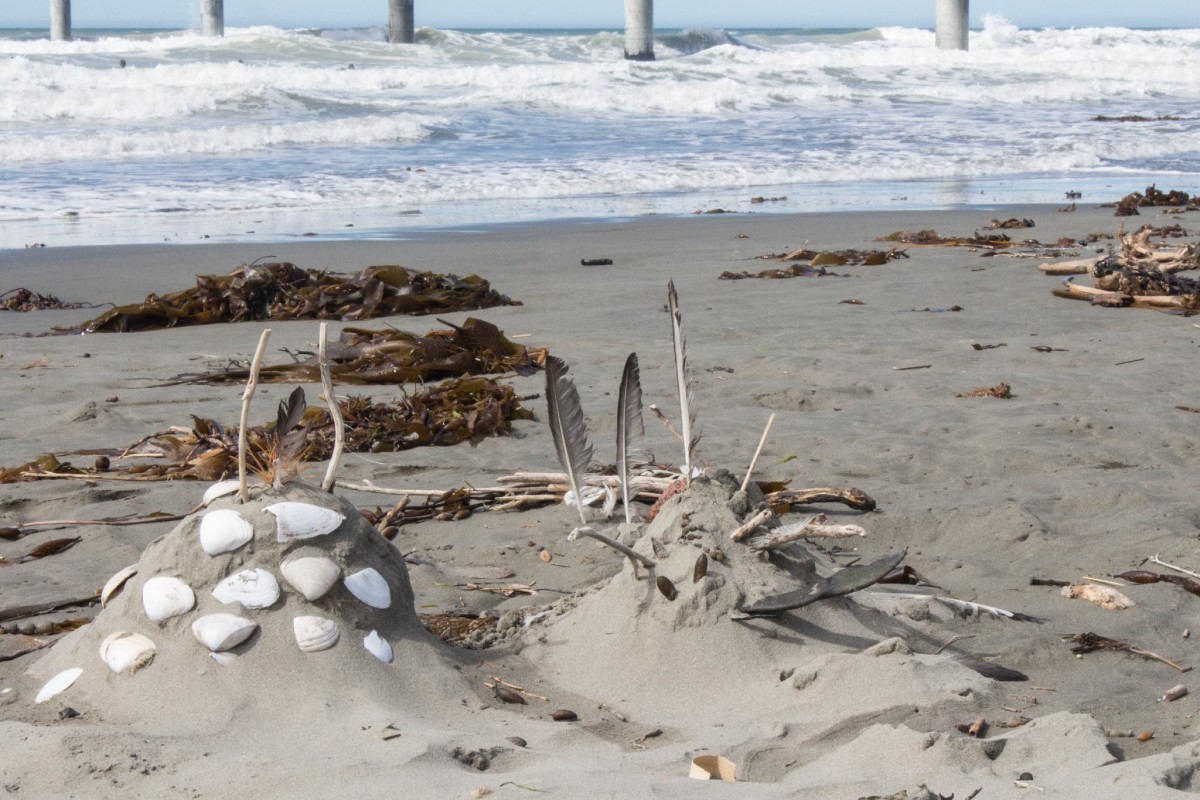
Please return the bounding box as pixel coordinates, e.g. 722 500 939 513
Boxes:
3 205 1200 798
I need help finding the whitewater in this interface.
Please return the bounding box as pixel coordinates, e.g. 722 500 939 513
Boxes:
1 17 1199 248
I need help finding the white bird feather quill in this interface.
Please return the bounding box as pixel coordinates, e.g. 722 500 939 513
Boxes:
544 355 594 525
667 280 700 483
616 352 645 524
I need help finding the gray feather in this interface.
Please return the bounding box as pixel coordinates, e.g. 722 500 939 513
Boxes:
667 280 700 482
545 355 593 525
616 352 645 524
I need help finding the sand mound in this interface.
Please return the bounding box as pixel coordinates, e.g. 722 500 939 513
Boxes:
23 481 469 731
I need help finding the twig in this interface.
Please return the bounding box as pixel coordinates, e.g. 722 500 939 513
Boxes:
1151 554 1200 580
648 404 682 440
238 328 271 503
729 507 774 542
1083 575 1126 587
569 526 655 570
740 413 776 493
317 323 345 493
15 513 185 529
751 518 866 550
489 676 549 701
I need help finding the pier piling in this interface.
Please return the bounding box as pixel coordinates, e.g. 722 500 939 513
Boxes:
388 0 415 44
935 0 969 50
624 0 654 61
201 0 224 37
49 0 70 41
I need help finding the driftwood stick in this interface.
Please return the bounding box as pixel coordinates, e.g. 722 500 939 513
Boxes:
1037 259 1092 275
0 595 97 622
730 507 774 542
238 328 271 503
766 487 877 512
16 513 186 529
740 413 776 493
1150 554 1200 580
751 519 867 551
568 526 655 569
317 323 345 493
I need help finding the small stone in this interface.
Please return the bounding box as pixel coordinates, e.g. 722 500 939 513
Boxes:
58 707 80 720
506 736 527 748
550 709 578 722
470 753 490 771
1017 772 1033 781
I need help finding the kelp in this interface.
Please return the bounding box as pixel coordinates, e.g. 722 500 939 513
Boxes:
1113 184 1200 216
722 248 907 280
167 317 547 386
877 230 1017 248
55 262 519 334
0 378 532 484
0 288 92 312
720 265 848 280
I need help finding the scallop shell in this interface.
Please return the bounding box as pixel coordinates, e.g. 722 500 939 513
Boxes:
344 567 392 609
100 564 138 607
142 576 196 623
363 630 393 664
100 631 156 674
34 667 82 704
191 613 258 652
212 568 280 610
202 479 242 506
199 508 254 556
293 616 339 653
264 502 344 543
280 556 341 601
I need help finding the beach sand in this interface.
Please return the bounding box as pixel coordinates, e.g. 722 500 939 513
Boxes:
3 205 1200 798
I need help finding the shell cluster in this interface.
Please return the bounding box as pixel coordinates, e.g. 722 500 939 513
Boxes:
34 486 403 708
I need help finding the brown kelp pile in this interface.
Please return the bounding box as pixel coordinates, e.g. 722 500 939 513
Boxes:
1112 184 1199 216
57 262 519 334
1045 226 1200 311
169 317 547 386
721 247 907 279
0 288 92 312
0 379 531 484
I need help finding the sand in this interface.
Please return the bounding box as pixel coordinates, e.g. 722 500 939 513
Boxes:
3 205 1200 798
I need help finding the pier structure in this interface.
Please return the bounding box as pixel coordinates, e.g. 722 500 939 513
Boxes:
201 0 224 37
388 0 415 43
49 0 69 41
935 0 970 50
624 0 654 60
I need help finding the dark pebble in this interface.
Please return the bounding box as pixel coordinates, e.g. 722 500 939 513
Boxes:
1018 772 1034 781
550 709 578 722
506 736 528 748
58 707 80 719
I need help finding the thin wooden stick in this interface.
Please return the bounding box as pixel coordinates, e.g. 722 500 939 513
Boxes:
568 526 655 569
1151 554 1200 580
238 328 271 503
751 519 866 551
1083 575 1126 587
740 413 776 493
729 507 774 542
317 323 345 493
16 513 186 529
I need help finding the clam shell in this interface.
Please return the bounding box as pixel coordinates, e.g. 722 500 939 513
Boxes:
202 479 242 506
100 631 156 674
34 667 82 704
293 615 339 653
344 567 391 609
142 576 196 623
264 502 344 543
363 630 393 663
199 508 254 556
280 556 341 601
210 652 237 667
191 613 258 652
100 564 138 607
212 568 280 610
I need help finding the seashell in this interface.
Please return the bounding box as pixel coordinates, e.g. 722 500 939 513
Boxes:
212 568 280 609
363 630 393 663
293 616 339 653
101 564 138 607
191 613 258 652
656 575 678 601
210 652 237 667
199 508 254 556
280 556 341 601
344 567 392 609
264 502 344 543
34 667 82 704
202 479 242 506
99 631 156 674
142 576 196 623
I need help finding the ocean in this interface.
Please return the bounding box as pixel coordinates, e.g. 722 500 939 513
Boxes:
2 17 1199 248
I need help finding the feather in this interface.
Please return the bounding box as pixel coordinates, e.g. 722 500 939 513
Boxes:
932 595 1044 624
544 355 594 525
667 280 700 483
616 352 645 523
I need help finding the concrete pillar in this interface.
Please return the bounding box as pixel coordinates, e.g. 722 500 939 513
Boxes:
388 0 415 44
935 0 969 50
201 0 224 37
624 0 654 61
50 0 71 41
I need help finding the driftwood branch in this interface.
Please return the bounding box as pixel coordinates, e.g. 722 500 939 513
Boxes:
569 525 655 570
750 517 866 551
740 413 776 493
730 507 775 542
238 328 272 503
318 322 345 493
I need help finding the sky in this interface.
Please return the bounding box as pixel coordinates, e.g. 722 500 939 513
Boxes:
3 0 1197 31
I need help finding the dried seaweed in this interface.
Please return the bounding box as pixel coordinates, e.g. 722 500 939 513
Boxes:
55 262 519 334
0 379 532 484
720 264 849 280
876 230 1016 248
1066 632 1188 671
955 383 1013 399
985 218 1035 229
1112 184 1197 216
168 317 545 386
723 248 907 279
0 288 93 312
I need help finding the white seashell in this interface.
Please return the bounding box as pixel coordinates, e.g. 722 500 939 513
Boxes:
212 568 280 610
100 564 138 607
0 687 15 706
199 508 254 556
191 613 258 652
293 616 339 652
210 652 237 667
99 631 156 674
202 479 242 506
344 567 392 609
265 502 344 543
142 576 196 623
34 667 82 704
363 630 393 663
280 556 341 601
